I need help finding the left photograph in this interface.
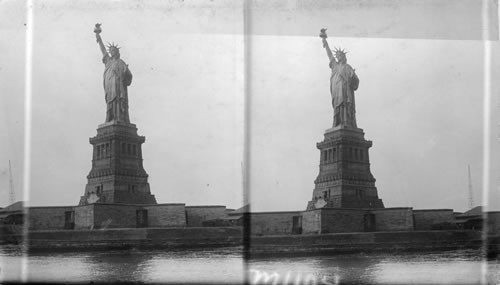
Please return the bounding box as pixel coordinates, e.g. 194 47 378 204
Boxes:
0 1 246 284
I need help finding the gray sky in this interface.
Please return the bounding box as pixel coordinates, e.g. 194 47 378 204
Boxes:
0 0 499 213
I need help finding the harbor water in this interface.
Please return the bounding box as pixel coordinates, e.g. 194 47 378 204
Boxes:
1 246 499 284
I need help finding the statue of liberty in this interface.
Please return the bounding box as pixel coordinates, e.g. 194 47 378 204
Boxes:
320 28 359 128
94 24 132 123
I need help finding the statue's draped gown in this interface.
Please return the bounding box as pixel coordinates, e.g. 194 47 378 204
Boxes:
329 59 359 128
103 54 132 123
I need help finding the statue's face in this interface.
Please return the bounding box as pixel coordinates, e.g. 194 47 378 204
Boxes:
109 47 120 58
336 53 347 64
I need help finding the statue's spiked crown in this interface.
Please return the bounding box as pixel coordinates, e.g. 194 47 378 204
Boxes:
107 42 121 52
333 47 347 58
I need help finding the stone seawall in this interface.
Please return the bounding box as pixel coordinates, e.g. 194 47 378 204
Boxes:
26 227 243 252
249 230 489 257
6 228 497 256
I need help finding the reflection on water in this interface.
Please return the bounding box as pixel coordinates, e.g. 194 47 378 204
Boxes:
248 250 500 285
1 247 499 284
1 246 244 284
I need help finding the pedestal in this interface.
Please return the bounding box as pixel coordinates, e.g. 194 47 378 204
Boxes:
306 126 384 209
79 121 157 205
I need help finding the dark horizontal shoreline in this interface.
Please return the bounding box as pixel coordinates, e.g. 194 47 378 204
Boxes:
2 227 499 257
249 230 500 258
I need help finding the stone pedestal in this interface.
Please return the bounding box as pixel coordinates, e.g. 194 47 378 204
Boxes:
306 126 384 209
79 121 157 206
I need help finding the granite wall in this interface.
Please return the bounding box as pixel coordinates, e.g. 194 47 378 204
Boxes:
27 227 243 250
74 205 94 230
372 208 414 231
487 212 500 234
413 209 454 230
74 204 138 229
93 204 137 229
263 208 414 235
185 206 227 227
28 206 75 230
144 204 186 227
249 211 302 236
302 210 321 234
320 208 367 233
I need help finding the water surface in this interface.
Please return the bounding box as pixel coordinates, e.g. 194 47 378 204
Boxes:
247 250 500 284
1 246 499 284
1 246 244 284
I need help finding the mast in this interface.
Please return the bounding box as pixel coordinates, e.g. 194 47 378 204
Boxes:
9 160 15 204
467 164 474 209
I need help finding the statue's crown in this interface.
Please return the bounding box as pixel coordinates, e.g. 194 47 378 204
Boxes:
333 47 347 57
106 42 121 51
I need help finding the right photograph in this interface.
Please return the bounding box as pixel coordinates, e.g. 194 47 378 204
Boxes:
244 1 500 284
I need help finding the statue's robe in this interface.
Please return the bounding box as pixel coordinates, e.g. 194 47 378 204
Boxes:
103 54 132 123
329 60 359 128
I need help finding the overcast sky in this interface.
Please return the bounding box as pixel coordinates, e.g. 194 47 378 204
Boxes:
0 0 499 213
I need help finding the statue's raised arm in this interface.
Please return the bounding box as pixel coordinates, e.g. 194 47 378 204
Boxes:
319 28 334 63
94 24 108 58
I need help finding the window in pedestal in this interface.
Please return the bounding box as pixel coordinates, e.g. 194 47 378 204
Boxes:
128 184 137 192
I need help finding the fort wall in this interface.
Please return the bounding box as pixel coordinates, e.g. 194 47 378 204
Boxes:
27 206 75 230
185 206 227 227
93 204 137 229
250 211 302 236
320 208 366 233
413 209 454 230
302 210 321 234
487 212 500 234
22 228 488 255
144 204 186 227
26 227 243 251
371 208 414 231
75 205 94 230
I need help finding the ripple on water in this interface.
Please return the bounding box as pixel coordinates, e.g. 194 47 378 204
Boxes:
1 247 499 284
